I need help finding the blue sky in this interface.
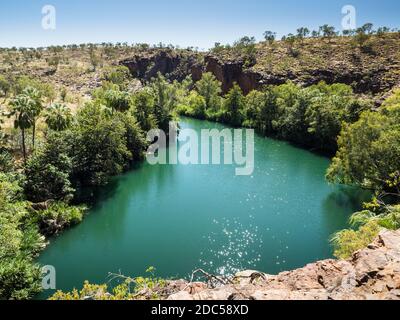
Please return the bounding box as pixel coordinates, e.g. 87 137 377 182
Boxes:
0 0 398 49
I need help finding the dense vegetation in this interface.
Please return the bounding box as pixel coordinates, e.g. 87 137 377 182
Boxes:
178 72 371 154
328 90 400 258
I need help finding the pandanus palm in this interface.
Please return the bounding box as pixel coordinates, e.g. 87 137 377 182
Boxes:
9 95 36 161
44 103 73 131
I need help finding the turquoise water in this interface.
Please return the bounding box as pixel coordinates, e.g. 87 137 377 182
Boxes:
37 117 369 298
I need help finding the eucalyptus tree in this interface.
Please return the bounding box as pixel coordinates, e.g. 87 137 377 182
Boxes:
319 25 336 40
361 23 374 35
327 102 400 199
263 31 276 44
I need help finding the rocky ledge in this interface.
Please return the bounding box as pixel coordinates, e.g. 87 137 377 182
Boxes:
166 230 400 300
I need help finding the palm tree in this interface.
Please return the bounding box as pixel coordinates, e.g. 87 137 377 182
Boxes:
9 95 35 161
23 87 43 149
44 103 73 131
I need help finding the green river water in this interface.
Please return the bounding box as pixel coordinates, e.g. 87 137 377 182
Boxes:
37 117 369 298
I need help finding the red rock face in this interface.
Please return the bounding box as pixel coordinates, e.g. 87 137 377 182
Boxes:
121 50 398 97
120 51 265 94
196 56 269 94
121 51 182 81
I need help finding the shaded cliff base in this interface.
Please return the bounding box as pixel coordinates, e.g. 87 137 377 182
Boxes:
165 230 400 300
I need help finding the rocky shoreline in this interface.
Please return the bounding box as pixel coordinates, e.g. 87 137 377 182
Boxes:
165 230 400 300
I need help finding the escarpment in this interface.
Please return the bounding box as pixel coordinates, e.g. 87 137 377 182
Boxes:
121 35 400 98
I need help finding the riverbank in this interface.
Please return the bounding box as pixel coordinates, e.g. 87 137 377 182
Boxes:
168 230 400 300
51 230 400 300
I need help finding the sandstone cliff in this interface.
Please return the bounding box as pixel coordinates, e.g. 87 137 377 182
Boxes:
166 230 400 300
121 34 400 98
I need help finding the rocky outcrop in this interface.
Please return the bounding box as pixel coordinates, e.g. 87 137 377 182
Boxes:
121 51 399 96
203 56 265 94
166 230 400 300
120 35 400 97
121 52 281 94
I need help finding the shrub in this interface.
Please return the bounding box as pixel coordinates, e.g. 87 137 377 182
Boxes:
331 220 381 259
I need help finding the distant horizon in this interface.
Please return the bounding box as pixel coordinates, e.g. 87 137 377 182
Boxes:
1 23 399 51
0 0 399 49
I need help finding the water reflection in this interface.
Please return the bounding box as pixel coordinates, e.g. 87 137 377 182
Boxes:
199 218 263 276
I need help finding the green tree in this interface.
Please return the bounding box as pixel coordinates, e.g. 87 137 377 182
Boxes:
331 220 381 259
243 88 278 134
273 82 310 144
263 31 276 44
150 73 178 132
305 83 369 152
319 24 336 40
23 87 43 150
232 36 257 67
376 26 390 37
296 27 310 42
72 102 132 187
103 66 131 90
243 90 264 129
8 95 35 161
132 90 157 132
327 103 400 200
282 34 298 55
24 132 74 202
353 28 371 49
104 89 131 113
0 76 11 101
0 174 44 300
186 91 207 119
89 49 102 71
113 112 147 162
223 83 245 127
361 23 374 35
45 103 73 131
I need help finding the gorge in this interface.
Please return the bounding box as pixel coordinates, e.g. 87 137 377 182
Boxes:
37 117 369 299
